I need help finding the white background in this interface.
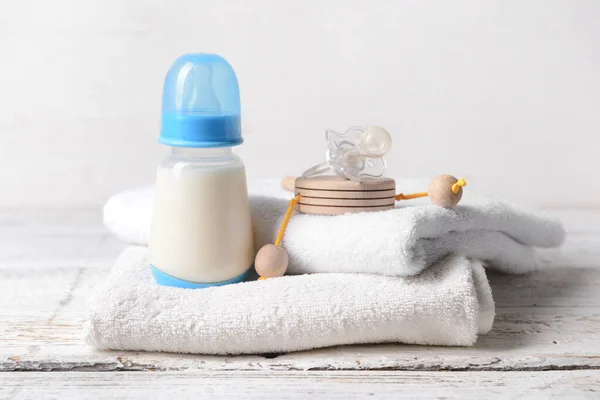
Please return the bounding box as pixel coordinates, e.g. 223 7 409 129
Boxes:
1 0 598 207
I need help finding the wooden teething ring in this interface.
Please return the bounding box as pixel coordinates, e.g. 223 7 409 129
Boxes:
294 175 396 215
255 174 467 279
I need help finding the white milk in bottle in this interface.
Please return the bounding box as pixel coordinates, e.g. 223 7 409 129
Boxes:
148 54 254 288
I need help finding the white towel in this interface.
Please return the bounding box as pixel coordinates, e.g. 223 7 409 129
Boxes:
104 179 565 276
87 178 565 353
84 246 495 354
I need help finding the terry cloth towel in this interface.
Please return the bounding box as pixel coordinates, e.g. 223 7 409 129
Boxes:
104 179 565 276
84 246 495 354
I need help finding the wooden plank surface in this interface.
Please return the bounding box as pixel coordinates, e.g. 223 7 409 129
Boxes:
0 208 599 397
1 371 599 399
1 266 600 372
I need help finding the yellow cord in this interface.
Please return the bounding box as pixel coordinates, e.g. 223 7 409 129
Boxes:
274 194 302 246
396 178 467 201
452 178 467 194
395 192 429 201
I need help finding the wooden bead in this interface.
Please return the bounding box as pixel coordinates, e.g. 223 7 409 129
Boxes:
281 176 297 192
255 244 289 278
428 174 463 208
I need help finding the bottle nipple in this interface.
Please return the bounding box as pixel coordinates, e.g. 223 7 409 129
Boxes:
302 126 392 181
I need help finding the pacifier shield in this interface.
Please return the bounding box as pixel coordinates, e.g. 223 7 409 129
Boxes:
294 176 396 215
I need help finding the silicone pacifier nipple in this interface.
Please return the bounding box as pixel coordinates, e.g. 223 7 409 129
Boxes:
302 126 392 181
355 127 393 157
344 126 392 163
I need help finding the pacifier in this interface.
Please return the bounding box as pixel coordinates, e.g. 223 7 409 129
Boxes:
253 124 468 282
302 126 393 181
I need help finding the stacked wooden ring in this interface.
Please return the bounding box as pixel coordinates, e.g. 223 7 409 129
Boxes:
293 175 396 215
255 174 466 280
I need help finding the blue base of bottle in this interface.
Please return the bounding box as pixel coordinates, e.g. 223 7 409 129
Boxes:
150 264 250 289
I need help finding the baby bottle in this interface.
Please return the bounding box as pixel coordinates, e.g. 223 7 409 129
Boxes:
148 53 254 288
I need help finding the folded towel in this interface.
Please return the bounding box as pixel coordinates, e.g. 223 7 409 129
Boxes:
84 246 495 354
104 179 565 276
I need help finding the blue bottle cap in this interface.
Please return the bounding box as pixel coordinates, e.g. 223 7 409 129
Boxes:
160 54 242 148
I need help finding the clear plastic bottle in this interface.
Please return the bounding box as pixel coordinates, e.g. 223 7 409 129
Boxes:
148 54 254 288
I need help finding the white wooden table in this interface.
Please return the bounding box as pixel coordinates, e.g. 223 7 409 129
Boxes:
1 209 599 398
